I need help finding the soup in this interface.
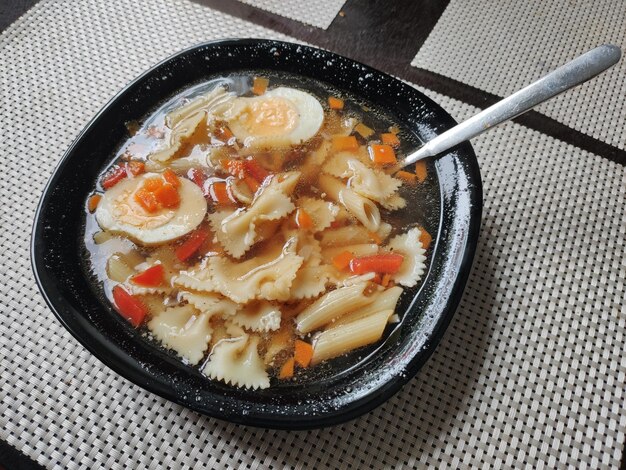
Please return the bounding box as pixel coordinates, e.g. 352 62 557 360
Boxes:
84 74 435 389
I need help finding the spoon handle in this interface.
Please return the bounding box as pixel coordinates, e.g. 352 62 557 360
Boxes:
401 44 621 167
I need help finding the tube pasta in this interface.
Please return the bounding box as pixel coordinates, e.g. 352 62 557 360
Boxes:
296 283 373 333
147 305 212 365
311 309 394 365
327 286 403 329
319 174 381 232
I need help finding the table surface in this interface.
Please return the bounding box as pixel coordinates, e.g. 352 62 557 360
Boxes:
1 0 625 469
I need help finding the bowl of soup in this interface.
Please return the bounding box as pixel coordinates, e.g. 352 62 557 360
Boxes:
32 39 482 429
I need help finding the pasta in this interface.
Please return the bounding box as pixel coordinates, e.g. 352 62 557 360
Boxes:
86 76 434 389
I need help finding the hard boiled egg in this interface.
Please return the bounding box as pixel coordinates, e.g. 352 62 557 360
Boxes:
96 173 207 245
224 87 324 149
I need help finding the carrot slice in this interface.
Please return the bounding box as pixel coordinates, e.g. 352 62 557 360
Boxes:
420 227 432 250
332 250 354 271
252 76 269 95
225 160 247 179
369 144 397 164
415 161 427 182
244 159 270 183
381 273 391 287
187 168 206 190
215 124 235 144
381 132 400 147
162 168 180 187
396 170 417 184
154 183 180 208
295 209 313 230
175 226 209 262
131 264 165 287
328 96 344 110
209 181 232 205
88 194 102 213
332 135 359 152
112 285 147 327
294 340 314 368
279 357 295 379
349 253 404 274
101 165 127 189
354 122 374 138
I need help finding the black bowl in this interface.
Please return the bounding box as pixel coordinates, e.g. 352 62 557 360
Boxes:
31 39 482 429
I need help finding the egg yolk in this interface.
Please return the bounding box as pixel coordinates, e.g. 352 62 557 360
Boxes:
242 97 299 137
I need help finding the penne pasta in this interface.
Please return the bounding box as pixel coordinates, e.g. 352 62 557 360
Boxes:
326 286 403 329
311 309 394 365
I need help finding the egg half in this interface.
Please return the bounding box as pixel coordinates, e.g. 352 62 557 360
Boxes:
224 87 324 149
95 173 207 245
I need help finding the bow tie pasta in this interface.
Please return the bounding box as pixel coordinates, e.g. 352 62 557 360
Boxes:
85 76 435 389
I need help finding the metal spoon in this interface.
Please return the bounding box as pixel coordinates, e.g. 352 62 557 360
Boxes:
399 44 621 168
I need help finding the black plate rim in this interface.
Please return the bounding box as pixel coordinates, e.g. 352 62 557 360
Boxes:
31 38 482 430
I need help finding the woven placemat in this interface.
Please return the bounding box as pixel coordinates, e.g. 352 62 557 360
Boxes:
1 0 625 468
411 0 626 150
236 0 346 29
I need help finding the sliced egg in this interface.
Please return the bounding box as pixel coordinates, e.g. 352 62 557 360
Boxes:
95 173 207 245
224 87 324 149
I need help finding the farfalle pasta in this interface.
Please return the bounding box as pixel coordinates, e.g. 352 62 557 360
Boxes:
85 76 434 390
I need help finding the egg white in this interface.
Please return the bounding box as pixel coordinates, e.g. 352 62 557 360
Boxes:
224 87 324 149
95 173 207 245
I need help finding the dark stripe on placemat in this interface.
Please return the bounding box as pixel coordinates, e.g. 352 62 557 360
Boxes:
194 0 626 165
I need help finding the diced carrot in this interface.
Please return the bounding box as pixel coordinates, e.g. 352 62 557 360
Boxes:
294 340 314 368
209 181 232 205
279 357 295 379
175 226 209 261
381 273 391 287
369 144 397 164
154 183 180 208
369 231 382 245
225 159 247 179
328 96 344 110
244 159 270 183
332 135 359 152
143 177 163 192
162 168 180 187
112 285 147 327
420 227 432 250
381 132 400 147
415 161 427 182
296 209 313 230
244 175 260 193
131 264 165 287
88 194 102 213
396 170 417 184
349 253 404 274
354 123 374 138
134 187 160 212
252 76 269 95
215 124 235 144
332 250 354 271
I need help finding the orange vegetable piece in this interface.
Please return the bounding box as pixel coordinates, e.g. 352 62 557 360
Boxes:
369 144 397 164
88 194 102 213
415 161 427 182
154 183 180 208
209 181 232 204
381 273 391 287
134 187 160 212
420 227 433 250
127 161 145 176
294 340 314 368
332 135 359 152
328 96 344 110
396 170 417 184
332 250 354 271
244 159 270 183
252 76 269 95
279 357 295 379
295 209 313 230
349 253 404 274
369 231 382 245
175 226 209 262
162 168 180 187
112 285 147 327
381 132 400 147
244 175 260 193
131 264 165 287
355 122 374 138
215 124 235 144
